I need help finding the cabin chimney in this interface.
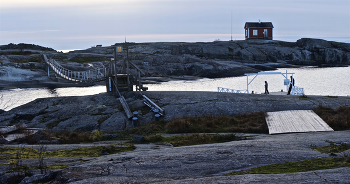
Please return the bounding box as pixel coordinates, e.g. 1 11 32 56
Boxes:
259 19 261 24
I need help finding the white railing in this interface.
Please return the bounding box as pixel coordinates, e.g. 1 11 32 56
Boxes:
291 86 304 95
43 54 108 82
218 87 248 94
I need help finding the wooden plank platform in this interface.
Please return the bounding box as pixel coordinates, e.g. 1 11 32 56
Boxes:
265 110 334 134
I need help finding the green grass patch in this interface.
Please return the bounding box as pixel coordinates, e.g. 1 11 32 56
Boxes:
69 56 105 64
312 141 350 153
0 145 136 161
143 133 242 147
32 164 69 170
314 105 350 130
225 155 350 175
45 145 135 157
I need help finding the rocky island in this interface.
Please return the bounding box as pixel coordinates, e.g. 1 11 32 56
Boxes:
0 39 350 183
1 38 350 90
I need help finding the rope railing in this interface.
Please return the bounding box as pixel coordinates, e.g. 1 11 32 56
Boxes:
43 54 108 82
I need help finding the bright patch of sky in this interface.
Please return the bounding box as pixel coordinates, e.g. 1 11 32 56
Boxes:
0 0 349 50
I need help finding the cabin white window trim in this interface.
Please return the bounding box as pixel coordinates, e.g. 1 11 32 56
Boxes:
253 30 258 36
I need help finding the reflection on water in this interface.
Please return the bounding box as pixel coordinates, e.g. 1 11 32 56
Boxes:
1 67 349 111
0 86 106 111
144 67 350 96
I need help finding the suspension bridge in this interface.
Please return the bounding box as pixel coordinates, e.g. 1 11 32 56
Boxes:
42 53 163 120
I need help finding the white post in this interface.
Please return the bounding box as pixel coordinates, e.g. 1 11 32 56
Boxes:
292 74 294 94
286 70 288 92
246 75 249 94
109 77 112 92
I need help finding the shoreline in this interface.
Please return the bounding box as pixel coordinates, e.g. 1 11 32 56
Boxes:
1 64 349 91
0 80 102 91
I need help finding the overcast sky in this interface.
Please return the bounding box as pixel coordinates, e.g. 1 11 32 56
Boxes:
0 0 349 50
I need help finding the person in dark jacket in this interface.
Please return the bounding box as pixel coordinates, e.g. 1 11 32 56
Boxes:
287 76 295 95
265 81 269 94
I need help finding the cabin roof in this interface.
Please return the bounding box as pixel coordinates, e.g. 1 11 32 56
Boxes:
245 22 274 28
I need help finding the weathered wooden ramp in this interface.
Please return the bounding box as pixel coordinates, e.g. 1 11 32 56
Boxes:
119 96 133 119
265 110 334 134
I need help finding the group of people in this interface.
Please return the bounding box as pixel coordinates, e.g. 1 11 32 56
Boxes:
264 76 295 95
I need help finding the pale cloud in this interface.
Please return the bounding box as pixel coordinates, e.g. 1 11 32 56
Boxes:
1 0 122 8
0 0 349 50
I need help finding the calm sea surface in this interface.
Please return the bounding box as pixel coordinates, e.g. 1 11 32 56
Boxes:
1 67 349 111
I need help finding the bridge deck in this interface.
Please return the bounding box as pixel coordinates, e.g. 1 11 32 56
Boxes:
265 110 333 134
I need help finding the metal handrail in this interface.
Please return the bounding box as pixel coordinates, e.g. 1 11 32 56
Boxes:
291 86 304 95
218 87 248 94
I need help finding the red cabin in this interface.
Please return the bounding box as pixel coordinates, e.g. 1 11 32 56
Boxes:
244 21 274 40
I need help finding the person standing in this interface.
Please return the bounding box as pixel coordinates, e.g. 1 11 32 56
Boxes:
287 76 295 95
265 81 269 94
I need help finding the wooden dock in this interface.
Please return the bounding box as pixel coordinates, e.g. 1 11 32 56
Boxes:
265 110 333 134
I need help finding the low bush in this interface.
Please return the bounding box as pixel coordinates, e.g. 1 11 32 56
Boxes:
117 111 267 140
165 112 268 134
314 105 350 130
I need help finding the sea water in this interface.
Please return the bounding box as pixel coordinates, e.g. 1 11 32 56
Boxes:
1 67 349 111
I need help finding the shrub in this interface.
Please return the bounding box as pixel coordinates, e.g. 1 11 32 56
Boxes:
314 105 350 130
165 112 268 134
90 130 102 142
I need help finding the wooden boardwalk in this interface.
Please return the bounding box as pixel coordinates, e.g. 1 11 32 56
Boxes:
265 110 334 134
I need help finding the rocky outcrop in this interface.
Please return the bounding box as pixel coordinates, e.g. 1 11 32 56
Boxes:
113 38 350 65
2 91 350 132
0 43 55 51
0 38 349 85
67 38 347 78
